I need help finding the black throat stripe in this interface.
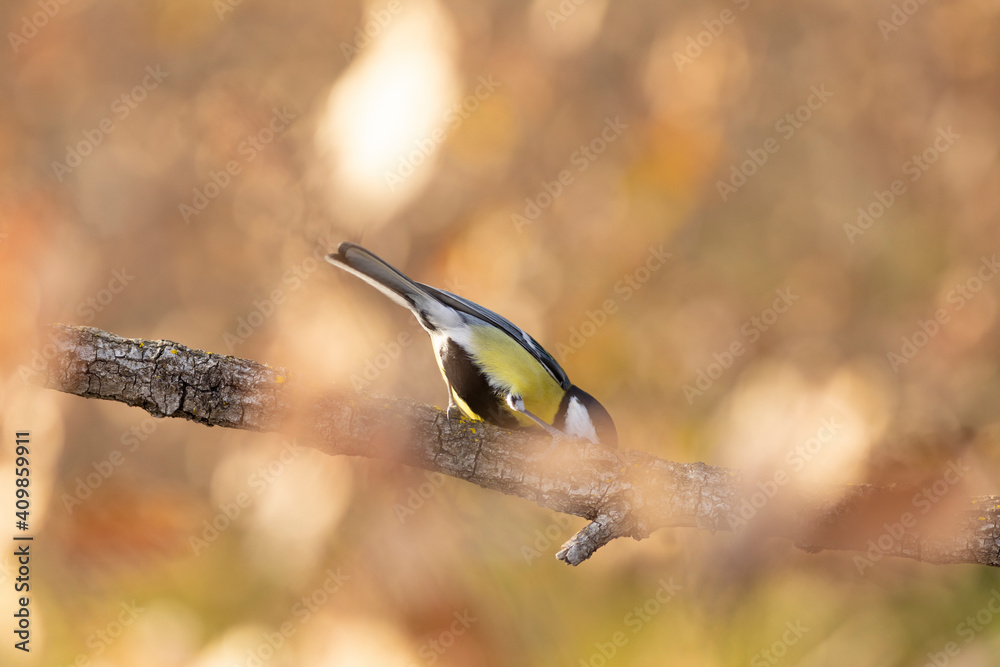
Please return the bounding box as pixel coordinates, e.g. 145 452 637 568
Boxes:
553 390 574 432
441 339 519 429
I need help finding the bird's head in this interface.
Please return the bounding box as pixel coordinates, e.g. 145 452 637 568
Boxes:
555 386 618 449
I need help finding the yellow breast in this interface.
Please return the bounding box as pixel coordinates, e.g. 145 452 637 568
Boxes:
467 325 565 426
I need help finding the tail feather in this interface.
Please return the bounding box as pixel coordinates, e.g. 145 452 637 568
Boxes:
326 243 459 331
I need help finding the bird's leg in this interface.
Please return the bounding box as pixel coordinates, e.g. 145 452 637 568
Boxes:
445 383 463 421
446 402 464 421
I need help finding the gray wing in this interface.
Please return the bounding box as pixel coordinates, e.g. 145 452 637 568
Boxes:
419 283 572 390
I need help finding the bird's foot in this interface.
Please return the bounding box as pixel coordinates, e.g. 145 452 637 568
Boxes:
446 403 464 422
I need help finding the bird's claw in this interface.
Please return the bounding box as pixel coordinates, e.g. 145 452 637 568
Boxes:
446 404 464 422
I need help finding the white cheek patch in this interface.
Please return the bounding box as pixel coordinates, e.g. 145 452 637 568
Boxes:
564 396 599 444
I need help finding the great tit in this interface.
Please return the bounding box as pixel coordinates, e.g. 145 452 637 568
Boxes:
326 242 617 448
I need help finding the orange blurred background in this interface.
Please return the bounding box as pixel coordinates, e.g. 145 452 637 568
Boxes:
2 0 1000 665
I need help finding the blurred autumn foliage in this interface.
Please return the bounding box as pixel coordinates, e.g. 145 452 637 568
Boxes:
2 0 1000 665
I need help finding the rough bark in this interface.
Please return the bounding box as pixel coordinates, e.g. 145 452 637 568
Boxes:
32 324 1000 567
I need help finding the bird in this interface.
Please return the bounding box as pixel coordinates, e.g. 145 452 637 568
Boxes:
326 242 617 448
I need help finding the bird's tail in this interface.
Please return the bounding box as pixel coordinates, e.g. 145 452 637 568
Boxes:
326 242 458 330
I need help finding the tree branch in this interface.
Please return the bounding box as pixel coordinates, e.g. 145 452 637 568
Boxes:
33 324 1000 567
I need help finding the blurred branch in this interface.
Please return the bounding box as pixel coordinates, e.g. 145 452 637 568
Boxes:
37 324 1000 568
